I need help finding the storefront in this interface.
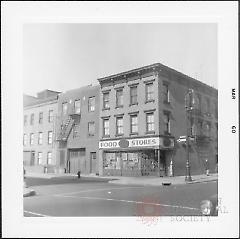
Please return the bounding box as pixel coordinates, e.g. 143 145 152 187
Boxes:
99 136 175 177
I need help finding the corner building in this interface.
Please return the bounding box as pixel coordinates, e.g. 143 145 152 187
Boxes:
98 63 218 177
55 85 100 174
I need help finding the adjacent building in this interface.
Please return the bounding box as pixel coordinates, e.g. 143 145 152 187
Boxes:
97 63 218 176
23 90 60 173
55 85 100 174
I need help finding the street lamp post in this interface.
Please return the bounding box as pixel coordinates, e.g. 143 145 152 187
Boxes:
185 89 193 182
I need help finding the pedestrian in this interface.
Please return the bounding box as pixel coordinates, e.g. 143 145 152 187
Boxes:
205 159 210 176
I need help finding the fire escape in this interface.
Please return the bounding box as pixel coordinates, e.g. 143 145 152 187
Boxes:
56 109 81 142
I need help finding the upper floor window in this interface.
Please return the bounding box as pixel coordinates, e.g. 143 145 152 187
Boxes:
116 89 123 107
116 116 124 135
145 83 154 102
30 113 34 125
62 102 68 115
38 132 43 145
37 152 43 165
72 123 78 138
23 134 27 146
88 122 95 136
47 152 52 165
130 114 138 134
130 86 138 105
48 110 54 122
24 115 28 126
30 133 34 145
39 112 43 124
146 112 155 133
88 97 95 112
103 118 110 136
74 100 81 114
103 92 110 109
163 83 170 103
163 112 171 134
48 131 53 144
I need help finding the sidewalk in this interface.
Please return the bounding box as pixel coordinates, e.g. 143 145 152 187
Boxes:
25 172 218 186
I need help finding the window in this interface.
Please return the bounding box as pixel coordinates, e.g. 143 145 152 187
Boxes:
24 115 27 126
146 112 155 133
47 152 52 165
39 112 43 124
103 118 110 136
37 152 43 165
48 110 54 122
130 86 138 105
30 133 34 145
23 134 27 146
116 117 124 135
103 92 110 109
48 131 53 144
30 113 34 125
146 83 154 102
130 114 138 134
62 102 68 115
116 89 123 107
88 122 95 136
88 97 95 112
163 84 170 103
38 132 43 145
73 123 78 138
74 100 81 114
163 112 171 134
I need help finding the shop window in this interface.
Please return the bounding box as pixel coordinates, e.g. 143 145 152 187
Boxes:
103 92 110 109
116 88 123 108
146 112 155 133
30 113 34 125
103 152 119 169
23 134 27 146
116 117 123 135
130 114 138 134
88 97 95 112
62 102 68 115
30 133 34 145
38 132 43 145
163 112 171 135
24 115 28 126
37 152 43 165
88 122 95 136
103 118 110 137
48 110 54 122
145 83 154 102
48 131 53 144
39 112 43 124
47 152 52 165
130 86 138 105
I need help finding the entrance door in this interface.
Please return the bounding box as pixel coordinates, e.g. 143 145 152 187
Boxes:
90 152 96 174
159 151 167 176
69 149 86 174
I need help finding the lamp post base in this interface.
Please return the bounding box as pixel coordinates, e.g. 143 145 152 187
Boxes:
185 175 192 182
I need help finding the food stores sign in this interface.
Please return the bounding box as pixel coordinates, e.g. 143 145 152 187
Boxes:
99 137 174 149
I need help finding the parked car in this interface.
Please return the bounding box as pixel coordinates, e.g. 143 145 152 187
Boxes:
200 194 218 216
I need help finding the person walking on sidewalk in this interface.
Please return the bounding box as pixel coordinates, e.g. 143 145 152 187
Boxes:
205 159 210 176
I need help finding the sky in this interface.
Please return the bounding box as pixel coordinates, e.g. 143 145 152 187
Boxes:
23 23 217 96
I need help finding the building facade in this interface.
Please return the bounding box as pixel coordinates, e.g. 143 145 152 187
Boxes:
55 85 100 174
23 90 60 173
97 63 218 177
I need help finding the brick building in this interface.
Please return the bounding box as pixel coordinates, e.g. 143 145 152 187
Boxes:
97 63 218 177
55 85 100 174
23 90 60 173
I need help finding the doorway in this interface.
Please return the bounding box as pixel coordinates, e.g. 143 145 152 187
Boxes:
69 148 86 174
90 152 96 174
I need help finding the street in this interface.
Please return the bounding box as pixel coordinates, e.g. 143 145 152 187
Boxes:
24 177 217 217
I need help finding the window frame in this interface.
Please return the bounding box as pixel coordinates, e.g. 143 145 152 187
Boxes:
130 114 138 134
130 85 138 105
37 152 43 165
145 82 154 103
88 97 95 112
116 88 124 108
48 131 53 144
30 133 34 145
163 83 170 104
39 112 43 124
30 113 34 125
103 92 110 110
146 112 155 133
163 112 171 135
116 116 124 136
47 151 52 165
48 110 54 122
38 132 43 145
62 102 68 115
103 118 110 137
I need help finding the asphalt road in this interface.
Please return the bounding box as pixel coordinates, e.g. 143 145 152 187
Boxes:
24 177 217 217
